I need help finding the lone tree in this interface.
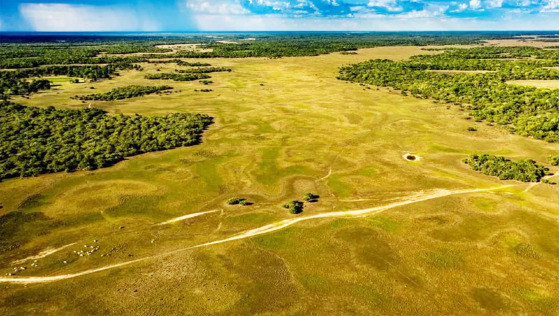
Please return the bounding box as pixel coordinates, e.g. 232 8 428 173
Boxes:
303 192 320 202
283 201 304 214
227 197 251 206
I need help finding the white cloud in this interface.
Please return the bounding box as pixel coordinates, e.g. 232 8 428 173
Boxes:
517 0 533 7
19 3 160 32
368 0 397 6
469 0 482 9
487 0 504 8
454 3 468 11
367 0 402 11
189 5 559 32
399 9 433 17
185 0 249 14
542 0 559 12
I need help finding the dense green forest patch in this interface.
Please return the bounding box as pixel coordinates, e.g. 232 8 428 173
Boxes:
549 155 559 166
464 154 549 182
2 64 139 80
0 63 140 99
339 47 559 142
0 102 212 180
0 77 51 100
75 85 173 101
175 60 212 67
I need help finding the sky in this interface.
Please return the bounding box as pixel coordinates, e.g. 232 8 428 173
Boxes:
0 0 558 32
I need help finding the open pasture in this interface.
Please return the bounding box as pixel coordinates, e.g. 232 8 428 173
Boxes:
507 80 559 89
1 45 559 315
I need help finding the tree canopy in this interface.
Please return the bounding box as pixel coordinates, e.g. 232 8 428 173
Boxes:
75 85 173 101
464 154 549 182
0 102 212 180
339 47 559 142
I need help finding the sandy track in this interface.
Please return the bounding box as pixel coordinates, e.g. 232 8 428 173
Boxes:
155 209 220 226
0 259 146 284
317 168 332 181
523 172 558 193
0 186 510 285
188 186 510 249
12 243 77 265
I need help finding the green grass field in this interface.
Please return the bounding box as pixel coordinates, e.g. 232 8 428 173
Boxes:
1 45 559 315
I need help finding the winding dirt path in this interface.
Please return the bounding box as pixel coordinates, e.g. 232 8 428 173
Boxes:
155 209 220 226
0 186 510 285
317 168 332 181
12 243 77 265
523 172 559 193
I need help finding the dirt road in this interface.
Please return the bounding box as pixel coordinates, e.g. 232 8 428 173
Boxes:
0 185 510 285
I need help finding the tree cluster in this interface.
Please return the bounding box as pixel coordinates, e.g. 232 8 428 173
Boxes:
175 60 212 67
338 46 559 142
0 102 212 180
0 77 50 100
145 72 211 81
175 67 232 74
464 154 549 182
303 193 320 202
227 197 251 206
283 201 304 214
75 85 173 101
0 64 139 99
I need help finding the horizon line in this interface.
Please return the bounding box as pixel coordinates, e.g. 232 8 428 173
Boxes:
1 30 559 34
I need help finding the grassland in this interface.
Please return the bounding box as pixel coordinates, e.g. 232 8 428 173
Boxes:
507 80 559 89
0 45 559 315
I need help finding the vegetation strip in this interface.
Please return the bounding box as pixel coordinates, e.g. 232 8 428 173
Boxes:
145 72 211 81
175 67 231 74
75 85 173 101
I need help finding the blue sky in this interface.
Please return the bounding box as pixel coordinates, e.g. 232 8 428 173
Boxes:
0 0 558 31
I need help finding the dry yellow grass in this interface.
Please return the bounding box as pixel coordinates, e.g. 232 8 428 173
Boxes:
484 39 559 48
507 80 559 89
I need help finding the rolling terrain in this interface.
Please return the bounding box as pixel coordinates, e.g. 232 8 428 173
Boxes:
1 44 559 315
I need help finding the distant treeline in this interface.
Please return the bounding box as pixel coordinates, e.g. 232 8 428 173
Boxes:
0 33 538 100
75 85 173 101
0 33 515 69
0 102 212 180
339 47 559 143
464 154 549 182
